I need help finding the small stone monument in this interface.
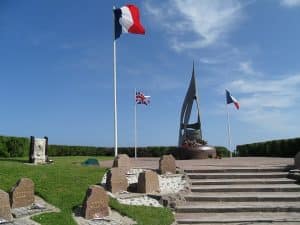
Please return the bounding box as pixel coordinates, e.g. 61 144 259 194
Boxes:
82 185 109 219
112 154 131 174
137 171 160 193
295 152 300 169
29 136 48 164
10 178 35 208
106 168 128 193
159 154 176 174
0 189 13 222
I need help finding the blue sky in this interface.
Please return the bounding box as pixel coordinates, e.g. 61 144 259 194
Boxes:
1 0 300 149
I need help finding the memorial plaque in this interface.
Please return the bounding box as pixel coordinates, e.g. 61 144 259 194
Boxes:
159 154 176 174
112 154 131 174
106 168 128 193
10 178 35 208
0 189 12 222
82 185 109 219
137 171 160 193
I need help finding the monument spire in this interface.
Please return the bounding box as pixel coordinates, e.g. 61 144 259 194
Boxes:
178 63 202 146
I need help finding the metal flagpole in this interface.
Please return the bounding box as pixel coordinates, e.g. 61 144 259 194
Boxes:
134 88 137 159
113 6 118 157
226 99 233 158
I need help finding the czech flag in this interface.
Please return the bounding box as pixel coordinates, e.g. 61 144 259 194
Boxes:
114 4 145 40
226 89 240 110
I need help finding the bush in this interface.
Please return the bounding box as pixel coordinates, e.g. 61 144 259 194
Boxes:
0 135 30 157
236 137 300 157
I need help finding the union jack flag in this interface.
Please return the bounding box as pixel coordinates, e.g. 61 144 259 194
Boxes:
136 91 150 105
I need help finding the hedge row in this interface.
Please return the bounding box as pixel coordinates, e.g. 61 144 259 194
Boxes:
0 136 30 157
0 135 230 158
236 137 300 157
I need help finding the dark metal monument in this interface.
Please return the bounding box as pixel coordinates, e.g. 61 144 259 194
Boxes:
178 64 216 159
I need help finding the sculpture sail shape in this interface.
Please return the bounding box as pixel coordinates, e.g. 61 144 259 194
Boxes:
178 63 216 159
178 63 202 146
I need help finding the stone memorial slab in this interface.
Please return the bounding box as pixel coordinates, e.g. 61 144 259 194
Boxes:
295 152 300 169
29 136 48 164
106 168 128 193
81 185 109 220
10 178 34 208
112 154 131 174
137 171 160 193
0 189 13 222
159 154 176 174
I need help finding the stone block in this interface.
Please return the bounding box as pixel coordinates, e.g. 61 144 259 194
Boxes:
82 185 109 220
106 168 128 193
159 154 176 174
112 154 131 174
10 178 35 208
0 189 12 222
137 171 160 193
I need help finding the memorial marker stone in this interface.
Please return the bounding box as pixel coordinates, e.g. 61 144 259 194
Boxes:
10 178 35 208
159 154 176 174
112 154 131 174
106 168 128 193
0 190 12 222
82 185 109 220
137 171 160 193
29 136 48 164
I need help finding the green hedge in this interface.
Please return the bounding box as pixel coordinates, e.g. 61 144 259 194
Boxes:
0 135 229 158
0 135 30 157
236 137 300 157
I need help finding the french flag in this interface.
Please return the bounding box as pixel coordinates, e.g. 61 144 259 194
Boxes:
114 5 145 40
226 89 240 110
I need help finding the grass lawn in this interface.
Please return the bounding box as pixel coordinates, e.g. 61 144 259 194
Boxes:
0 156 174 225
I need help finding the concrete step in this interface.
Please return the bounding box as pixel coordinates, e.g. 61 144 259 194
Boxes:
187 172 289 179
176 212 300 224
191 184 300 192
190 178 295 185
184 167 291 173
184 192 300 202
176 202 300 213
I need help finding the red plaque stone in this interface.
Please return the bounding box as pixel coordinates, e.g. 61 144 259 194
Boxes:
10 178 35 208
159 154 176 174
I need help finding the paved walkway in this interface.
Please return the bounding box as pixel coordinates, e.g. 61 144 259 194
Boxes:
100 157 294 170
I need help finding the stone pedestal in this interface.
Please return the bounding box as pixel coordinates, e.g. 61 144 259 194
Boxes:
82 185 109 219
10 178 35 208
0 189 13 222
159 155 176 174
112 154 131 174
137 171 160 193
106 168 128 193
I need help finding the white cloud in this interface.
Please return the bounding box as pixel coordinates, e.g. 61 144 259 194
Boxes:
144 0 246 51
239 61 258 75
280 0 300 7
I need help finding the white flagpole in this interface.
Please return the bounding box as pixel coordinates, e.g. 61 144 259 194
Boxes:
226 98 232 158
113 6 118 157
134 88 137 159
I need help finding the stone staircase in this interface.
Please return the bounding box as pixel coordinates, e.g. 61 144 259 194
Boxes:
176 167 300 224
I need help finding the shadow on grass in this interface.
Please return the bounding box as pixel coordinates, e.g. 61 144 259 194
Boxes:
72 205 82 217
0 158 28 163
